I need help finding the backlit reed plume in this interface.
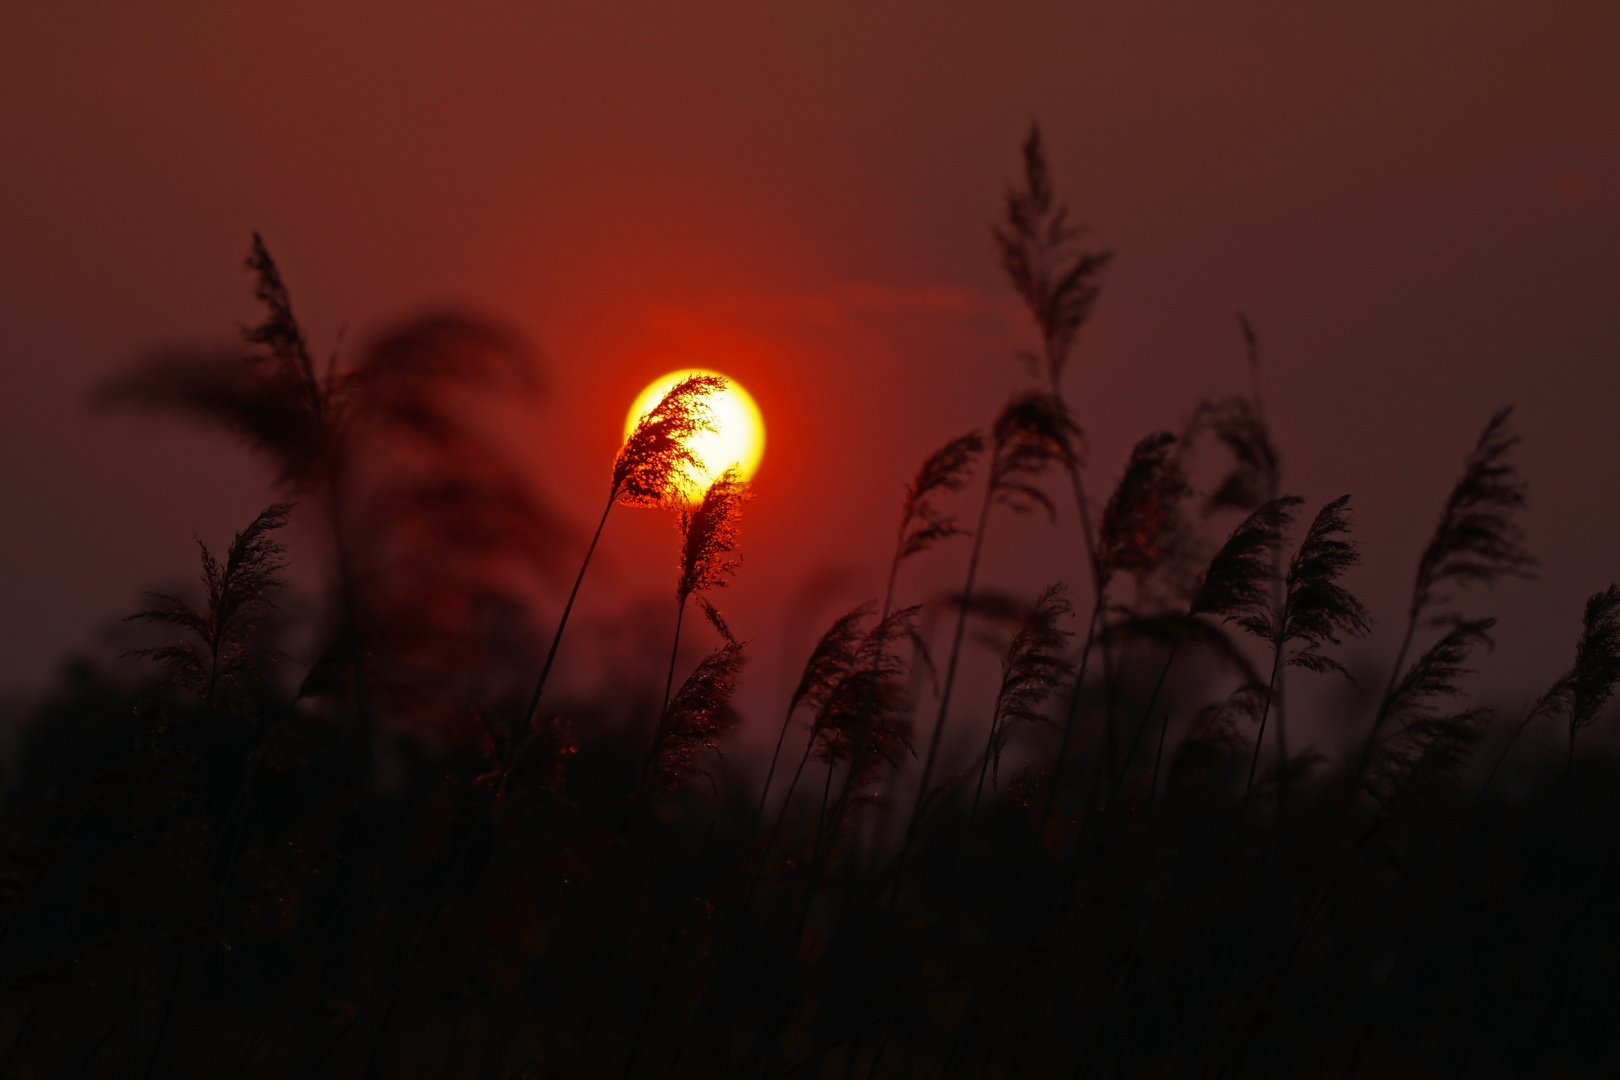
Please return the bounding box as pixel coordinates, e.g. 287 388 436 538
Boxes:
648 468 750 778
1186 318 1282 517
644 641 747 794
127 504 291 712
811 607 920 797
972 584 1074 813
753 433 981 900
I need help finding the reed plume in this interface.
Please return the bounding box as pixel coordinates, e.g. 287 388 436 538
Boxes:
1278 496 1372 676
1406 408 1534 619
613 375 725 505
644 642 747 794
812 607 919 795
973 584 1074 811
1362 618 1495 812
888 433 986 611
996 126 1113 388
676 466 749 609
1097 431 1190 589
126 504 292 710
1190 496 1302 626
1356 409 1532 791
1558 584 1620 745
1218 496 1370 797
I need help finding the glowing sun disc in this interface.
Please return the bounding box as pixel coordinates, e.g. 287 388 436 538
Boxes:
624 369 765 497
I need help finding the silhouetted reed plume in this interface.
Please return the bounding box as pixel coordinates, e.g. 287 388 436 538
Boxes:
645 642 747 794
126 504 292 711
996 127 1113 391
1236 495 1371 797
1556 584 1620 749
1356 409 1533 790
1098 431 1192 601
973 584 1074 812
811 606 920 799
888 432 986 613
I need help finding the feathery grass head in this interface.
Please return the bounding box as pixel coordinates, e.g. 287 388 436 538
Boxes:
789 603 875 718
989 584 1074 785
811 607 918 782
991 391 1082 518
1364 618 1495 807
1568 585 1620 736
647 641 746 792
1541 585 1620 741
1380 617 1496 725
677 467 749 604
1409 407 1534 619
1190 496 1302 633
1281 495 1371 674
996 125 1113 386
613 374 724 505
1098 432 1189 584
897 432 985 562
126 504 292 702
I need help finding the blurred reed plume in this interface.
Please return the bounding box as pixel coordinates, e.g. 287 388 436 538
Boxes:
3 134 1616 1080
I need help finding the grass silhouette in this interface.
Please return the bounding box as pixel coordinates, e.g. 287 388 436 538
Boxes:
1 128 1617 1079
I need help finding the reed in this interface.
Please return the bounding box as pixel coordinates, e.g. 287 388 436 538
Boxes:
4 132 1616 1080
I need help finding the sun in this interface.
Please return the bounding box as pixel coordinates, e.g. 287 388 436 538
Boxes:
624 369 765 497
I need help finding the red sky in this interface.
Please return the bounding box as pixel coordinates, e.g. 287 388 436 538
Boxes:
3 2 1619 753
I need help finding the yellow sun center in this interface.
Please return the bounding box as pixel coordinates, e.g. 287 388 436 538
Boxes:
624 369 765 498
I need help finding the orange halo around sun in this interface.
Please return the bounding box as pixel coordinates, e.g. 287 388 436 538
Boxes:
624 369 765 497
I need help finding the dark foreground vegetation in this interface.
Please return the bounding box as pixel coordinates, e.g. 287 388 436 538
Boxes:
3 131 1618 1078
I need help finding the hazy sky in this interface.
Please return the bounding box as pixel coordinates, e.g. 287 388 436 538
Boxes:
3 2 1618 749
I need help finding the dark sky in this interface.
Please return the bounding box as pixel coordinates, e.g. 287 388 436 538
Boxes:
3 2 1618 752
